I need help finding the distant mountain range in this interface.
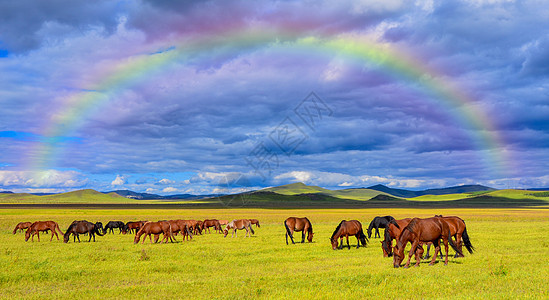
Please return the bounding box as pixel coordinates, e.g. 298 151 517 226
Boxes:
0 182 543 200
365 184 497 198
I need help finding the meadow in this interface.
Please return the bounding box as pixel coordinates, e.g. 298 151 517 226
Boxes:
0 207 548 299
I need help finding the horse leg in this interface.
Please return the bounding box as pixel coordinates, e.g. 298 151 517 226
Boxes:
443 237 449 266
454 233 464 258
346 236 351 249
356 235 361 248
424 243 431 259
375 227 380 239
404 241 419 268
301 231 305 243
429 240 441 266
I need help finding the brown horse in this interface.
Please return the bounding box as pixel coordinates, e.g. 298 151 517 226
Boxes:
218 220 229 226
126 221 147 234
393 217 462 268
202 219 222 233
64 220 105 243
330 220 368 250
13 222 32 234
25 221 63 242
160 220 193 242
425 215 475 258
223 219 255 237
381 218 412 257
249 219 260 228
134 221 173 244
284 217 314 245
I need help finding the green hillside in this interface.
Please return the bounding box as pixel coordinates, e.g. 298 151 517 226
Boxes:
262 182 388 200
0 189 151 204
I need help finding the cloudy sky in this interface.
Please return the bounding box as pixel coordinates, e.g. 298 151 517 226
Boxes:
1 0 548 195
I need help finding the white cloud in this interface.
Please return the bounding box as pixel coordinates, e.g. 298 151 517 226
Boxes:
0 170 87 188
111 174 128 186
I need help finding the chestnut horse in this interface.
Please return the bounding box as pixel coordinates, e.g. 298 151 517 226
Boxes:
13 222 32 234
223 219 255 237
25 221 63 242
425 215 475 258
126 221 147 234
64 220 105 243
393 217 462 268
218 220 229 226
134 221 173 244
202 219 222 234
156 220 193 242
330 220 368 250
249 219 260 228
284 217 314 245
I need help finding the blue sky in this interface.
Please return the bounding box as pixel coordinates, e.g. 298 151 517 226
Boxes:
1 0 548 195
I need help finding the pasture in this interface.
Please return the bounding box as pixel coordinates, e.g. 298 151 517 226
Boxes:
1 207 548 299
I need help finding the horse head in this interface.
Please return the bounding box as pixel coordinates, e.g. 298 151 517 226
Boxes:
307 232 314 243
392 245 404 268
223 229 229 237
24 229 31 242
330 237 338 250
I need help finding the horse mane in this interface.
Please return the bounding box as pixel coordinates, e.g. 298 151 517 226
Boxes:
305 217 313 233
331 220 344 240
64 223 75 237
404 218 418 234
387 218 400 229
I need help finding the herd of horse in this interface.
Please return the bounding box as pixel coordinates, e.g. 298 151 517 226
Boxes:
14 214 473 268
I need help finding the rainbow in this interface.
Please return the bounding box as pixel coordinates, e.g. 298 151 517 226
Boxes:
28 26 513 178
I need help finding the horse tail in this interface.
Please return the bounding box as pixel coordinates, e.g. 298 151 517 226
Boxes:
462 226 475 254
55 222 63 236
284 220 294 242
249 224 255 235
447 226 462 257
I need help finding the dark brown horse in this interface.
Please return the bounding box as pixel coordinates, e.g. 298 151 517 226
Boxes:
25 221 63 242
13 222 32 234
64 220 105 243
330 220 368 250
284 217 314 245
104 221 128 234
367 215 396 238
126 221 147 234
134 221 173 244
202 219 222 233
223 219 255 237
393 217 462 268
425 215 475 258
249 219 260 228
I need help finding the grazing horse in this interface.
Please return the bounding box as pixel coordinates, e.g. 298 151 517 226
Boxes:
425 215 475 259
25 221 63 242
104 221 128 234
249 219 260 228
64 220 105 243
393 217 462 268
134 221 173 244
202 219 222 234
381 218 412 257
330 220 368 250
126 221 147 234
169 220 193 241
284 217 314 245
13 222 32 234
223 219 255 238
367 216 396 239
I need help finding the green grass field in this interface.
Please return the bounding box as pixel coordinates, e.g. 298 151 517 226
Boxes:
1 207 548 299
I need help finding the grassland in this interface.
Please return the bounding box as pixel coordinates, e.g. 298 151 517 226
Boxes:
1 207 548 299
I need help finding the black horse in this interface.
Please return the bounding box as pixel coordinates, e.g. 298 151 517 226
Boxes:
64 220 105 243
367 216 396 238
104 221 127 234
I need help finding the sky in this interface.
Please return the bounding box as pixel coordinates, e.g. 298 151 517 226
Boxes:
1 0 548 195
